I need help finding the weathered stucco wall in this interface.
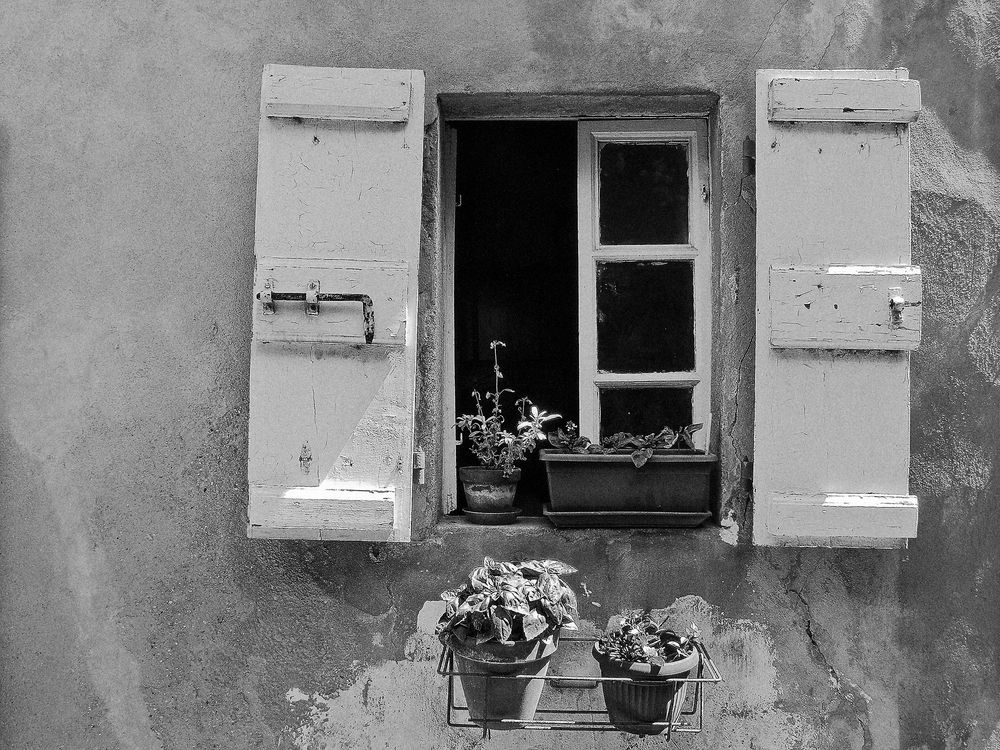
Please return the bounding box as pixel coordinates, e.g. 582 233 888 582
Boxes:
0 1 998 748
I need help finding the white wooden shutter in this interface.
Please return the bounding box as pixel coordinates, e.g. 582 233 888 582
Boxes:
247 65 425 541
753 69 921 547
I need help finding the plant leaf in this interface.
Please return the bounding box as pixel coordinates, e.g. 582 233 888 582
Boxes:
500 589 531 615
491 608 513 643
631 447 653 468
521 611 548 641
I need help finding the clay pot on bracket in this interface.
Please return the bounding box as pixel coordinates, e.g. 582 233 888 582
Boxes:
458 466 521 512
592 645 700 736
451 635 558 730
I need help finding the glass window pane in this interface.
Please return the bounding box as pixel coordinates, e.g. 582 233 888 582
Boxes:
599 388 693 439
599 142 688 245
597 261 694 372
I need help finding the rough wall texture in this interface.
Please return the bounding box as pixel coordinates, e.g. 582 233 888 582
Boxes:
0 1 997 748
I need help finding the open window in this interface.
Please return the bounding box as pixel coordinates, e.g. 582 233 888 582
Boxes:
243 68 921 546
443 114 712 516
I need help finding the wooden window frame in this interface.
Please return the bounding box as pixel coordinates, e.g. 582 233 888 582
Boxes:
438 94 717 516
576 120 711 439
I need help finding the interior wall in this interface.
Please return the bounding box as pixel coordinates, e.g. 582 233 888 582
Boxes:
0 1 997 748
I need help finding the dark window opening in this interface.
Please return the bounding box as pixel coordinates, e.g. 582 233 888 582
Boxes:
453 121 579 516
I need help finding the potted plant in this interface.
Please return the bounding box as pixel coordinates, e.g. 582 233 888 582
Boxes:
455 341 557 523
592 611 701 735
437 557 578 729
539 421 717 527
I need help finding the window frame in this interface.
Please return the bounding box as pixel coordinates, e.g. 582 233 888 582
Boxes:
438 95 718 517
577 119 712 439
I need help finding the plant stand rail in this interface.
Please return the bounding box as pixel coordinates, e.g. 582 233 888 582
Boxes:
437 636 722 739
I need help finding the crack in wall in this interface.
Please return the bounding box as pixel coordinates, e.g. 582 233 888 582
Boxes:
817 6 850 66
746 0 793 71
783 572 874 750
788 586 840 690
727 339 753 535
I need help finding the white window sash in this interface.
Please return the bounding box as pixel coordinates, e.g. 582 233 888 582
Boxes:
577 119 712 442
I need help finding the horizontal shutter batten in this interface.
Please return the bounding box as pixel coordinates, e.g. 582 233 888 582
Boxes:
769 493 918 538
249 486 395 531
769 265 922 350
768 77 921 123
262 64 412 121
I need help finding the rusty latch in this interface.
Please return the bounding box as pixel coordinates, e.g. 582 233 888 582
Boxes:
256 283 376 343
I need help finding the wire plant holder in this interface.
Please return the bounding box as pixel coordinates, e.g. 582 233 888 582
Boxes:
437 635 723 739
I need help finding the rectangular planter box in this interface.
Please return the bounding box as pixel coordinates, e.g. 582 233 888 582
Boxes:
539 450 717 527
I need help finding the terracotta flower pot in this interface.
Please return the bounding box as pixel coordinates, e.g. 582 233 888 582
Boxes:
458 466 521 511
451 635 557 730
592 645 700 736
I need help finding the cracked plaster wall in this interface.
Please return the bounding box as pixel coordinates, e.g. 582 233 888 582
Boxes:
0 0 997 748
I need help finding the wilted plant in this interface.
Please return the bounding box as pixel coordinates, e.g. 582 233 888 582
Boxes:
545 421 703 468
456 341 559 476
437 557 579 647
595 611 700 666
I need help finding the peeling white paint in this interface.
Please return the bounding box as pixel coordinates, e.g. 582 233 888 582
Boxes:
719 509 740 546
280 596 815 749
987 719 1000 750
416 599 445 633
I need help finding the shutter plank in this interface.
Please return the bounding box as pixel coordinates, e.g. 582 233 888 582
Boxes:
769 493 918 538
253 258 408 345
263 65 412 121
769 77 921 123
248 487 395 540
769 265 922 350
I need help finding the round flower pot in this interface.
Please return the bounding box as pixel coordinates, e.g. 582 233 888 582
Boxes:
592 645 700 736
451 635 557 730
458 466 521 512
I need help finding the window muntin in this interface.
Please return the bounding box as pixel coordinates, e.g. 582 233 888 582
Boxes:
578 120 711 442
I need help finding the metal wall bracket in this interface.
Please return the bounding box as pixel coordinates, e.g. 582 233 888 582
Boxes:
438 637 722 738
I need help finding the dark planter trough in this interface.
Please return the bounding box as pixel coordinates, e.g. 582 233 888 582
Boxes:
539 449 717 528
